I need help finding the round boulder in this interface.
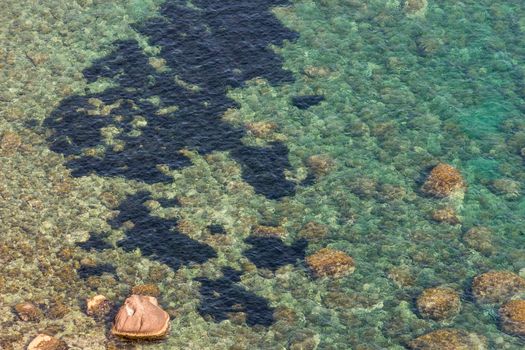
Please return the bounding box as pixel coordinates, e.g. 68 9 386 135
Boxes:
306 248 355 278
499 299 525 337
421 163 465 198
408 329 487 350
416 287 461 321
472 271 525 304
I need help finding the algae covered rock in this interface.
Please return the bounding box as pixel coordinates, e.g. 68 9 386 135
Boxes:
27 334 68 350
14 302 42 322
298 222 329 240
306 248 355 278
86 295 111 318
408 329 487 350
431 207 460 225
416 287 461 321
306 154 335 177
463 226 494 255
421 164 465 198
111 295 170 339
472 271 525 304
499 299 525 336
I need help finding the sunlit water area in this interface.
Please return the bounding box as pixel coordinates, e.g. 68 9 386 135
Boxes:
1 0 524 349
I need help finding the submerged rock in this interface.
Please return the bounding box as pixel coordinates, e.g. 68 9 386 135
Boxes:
86 295 111 318
499 299 525 336
416 287 461 320
298 222 329 240
463 227 493 255
15 302 42 322
431 207 460 225
251 225 287 238
111 295 170 339
421 163 465 198
306 248 355 278
472 271 525 304
27 334 68 350
306 154 335 178
408 329 487 350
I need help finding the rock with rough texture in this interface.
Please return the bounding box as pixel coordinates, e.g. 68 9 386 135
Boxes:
472 271 525 304
298 222 329 240
306 248 355 278
416 287 461 320
408 329 487 350
111 295 170 339
27 334 68 350
86 295 111 318
499 299 525 336
306 154 335 177
421 163 465 198
15 302 42 322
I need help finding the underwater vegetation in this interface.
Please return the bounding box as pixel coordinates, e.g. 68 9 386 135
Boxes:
44 0 300 200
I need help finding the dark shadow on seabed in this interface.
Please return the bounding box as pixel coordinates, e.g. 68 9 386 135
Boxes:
45 0 306 326
44 0 299 199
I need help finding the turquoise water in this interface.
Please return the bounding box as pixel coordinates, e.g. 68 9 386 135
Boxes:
1 0 524 349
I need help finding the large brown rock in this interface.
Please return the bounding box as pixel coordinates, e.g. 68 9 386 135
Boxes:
408 329 487 350
111 295 170 339
472 271 525 304
499 299 525 337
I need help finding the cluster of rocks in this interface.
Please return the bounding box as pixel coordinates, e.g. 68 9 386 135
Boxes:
16 284 170 349
409 270 525 348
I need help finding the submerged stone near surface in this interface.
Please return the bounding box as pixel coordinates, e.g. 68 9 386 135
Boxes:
421 163 465 198
463 227 494 255
499 299 525 336
416 287 461 320
14 302 42 322
27 334 68 350
472 271 525 304
86 295 111 318
306 248 355 278
408 329 487 350
111 295 170 340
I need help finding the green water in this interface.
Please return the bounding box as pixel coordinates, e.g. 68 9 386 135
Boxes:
0 0 524 349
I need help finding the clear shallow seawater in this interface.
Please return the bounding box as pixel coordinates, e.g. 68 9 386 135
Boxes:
0 0 524 349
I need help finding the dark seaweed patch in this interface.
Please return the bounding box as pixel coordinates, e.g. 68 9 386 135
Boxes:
208 224 226 235
244 236 307 272
292 95 325 109
77 263 116 279
195 267 274 326
109 191 216 271
77 233 113 251
44 0 299 199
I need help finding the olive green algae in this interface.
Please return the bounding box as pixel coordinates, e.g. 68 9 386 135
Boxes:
1 0 525 349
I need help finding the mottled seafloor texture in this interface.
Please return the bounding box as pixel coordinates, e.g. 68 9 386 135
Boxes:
1 0 524 349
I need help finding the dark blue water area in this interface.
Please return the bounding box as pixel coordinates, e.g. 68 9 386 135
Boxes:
244 236 307 272
292 95 325 110
196 267 274 326
46 0 310 327
44 0 300 200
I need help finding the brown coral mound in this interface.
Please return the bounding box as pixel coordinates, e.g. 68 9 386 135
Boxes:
472 271 525 304
306 248 355 278
408 329 487 350
463 227 493 255
499 299 525 336
252 225 287 238
421 163 465 198
111 295 170 339
306 154 335 177
416 287 461 320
